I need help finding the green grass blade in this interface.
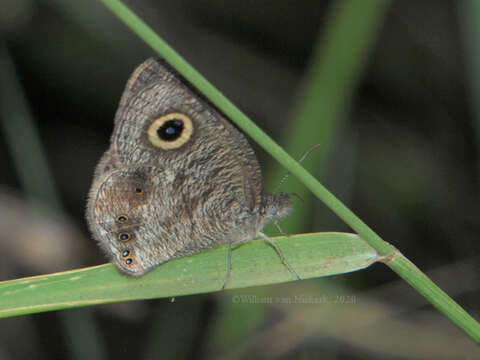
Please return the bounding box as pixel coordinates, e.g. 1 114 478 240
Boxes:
461 1 480 186
387 254 480 343
0 43 107 359
0 44 60 207
267 0 390 233
0 233 378 318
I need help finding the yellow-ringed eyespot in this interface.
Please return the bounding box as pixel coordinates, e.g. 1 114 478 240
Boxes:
121 250 133 265
117 215 128 223
118 232 131 242
148 113 193 150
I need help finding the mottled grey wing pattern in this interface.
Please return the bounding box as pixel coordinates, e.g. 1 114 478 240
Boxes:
86 58 270 276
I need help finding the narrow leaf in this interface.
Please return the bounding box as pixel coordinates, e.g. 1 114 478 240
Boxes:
0 232 378 318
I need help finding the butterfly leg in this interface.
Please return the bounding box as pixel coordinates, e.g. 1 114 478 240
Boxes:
258 232 300 281
221 242 233 290
274 220 295 238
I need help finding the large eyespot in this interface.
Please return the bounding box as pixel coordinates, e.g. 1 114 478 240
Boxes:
148 113 193 150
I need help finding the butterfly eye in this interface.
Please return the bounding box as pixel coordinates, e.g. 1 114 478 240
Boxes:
148 112 193 150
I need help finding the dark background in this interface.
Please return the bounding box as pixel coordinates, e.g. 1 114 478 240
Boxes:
0 0 479 358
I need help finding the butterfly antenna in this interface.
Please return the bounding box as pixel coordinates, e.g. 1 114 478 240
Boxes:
291 192 304 202
273 144 322 194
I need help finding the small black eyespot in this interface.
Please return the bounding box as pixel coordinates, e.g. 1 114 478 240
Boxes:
157 119 184 141
135 187 143 194
117 215 128 222
122 250 130 257
125 258 133 265
118 233 130 241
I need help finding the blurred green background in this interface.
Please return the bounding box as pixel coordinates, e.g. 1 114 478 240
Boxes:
0 0 479 358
